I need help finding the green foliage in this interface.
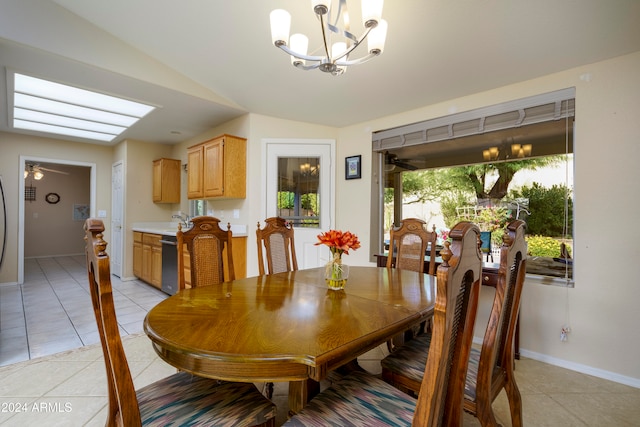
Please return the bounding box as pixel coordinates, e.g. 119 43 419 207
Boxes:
526 235 572 257
440 191 475 228
445 157 564 200
385 170 458 205
277 191 294 210
511 183 572 237
474 206 511 232
301 193 318 213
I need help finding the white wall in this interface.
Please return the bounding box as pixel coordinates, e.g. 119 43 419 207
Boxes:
0 132 113 284
335 52 640 386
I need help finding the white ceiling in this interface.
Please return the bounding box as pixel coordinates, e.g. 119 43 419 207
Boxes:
1 0 639 145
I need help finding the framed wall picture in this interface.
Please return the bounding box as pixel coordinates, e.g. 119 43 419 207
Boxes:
73 204 90 221
345 155 361 180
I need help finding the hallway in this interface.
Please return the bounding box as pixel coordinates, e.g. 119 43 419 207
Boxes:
0 255 167 366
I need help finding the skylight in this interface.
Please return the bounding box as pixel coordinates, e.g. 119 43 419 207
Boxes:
12 73 155 142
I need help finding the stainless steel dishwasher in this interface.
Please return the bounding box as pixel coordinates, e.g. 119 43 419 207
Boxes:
159 235 178 295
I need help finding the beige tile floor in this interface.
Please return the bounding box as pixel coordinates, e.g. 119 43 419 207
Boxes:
1 336 639 426
1 256 639 426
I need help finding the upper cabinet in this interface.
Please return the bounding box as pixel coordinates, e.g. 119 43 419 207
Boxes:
153 158 181 203
187 134 247 199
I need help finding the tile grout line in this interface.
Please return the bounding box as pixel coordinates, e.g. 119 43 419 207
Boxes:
36 258 85 346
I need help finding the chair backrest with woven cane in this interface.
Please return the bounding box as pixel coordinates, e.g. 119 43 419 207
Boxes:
256 217 298 276
413 221 483 426
386 218 438 275
462 219 527 427
177 216 234 290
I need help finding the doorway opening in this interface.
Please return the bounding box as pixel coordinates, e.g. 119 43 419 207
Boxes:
18 156 96 284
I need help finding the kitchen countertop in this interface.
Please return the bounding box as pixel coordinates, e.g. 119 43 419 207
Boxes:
132 222 248 237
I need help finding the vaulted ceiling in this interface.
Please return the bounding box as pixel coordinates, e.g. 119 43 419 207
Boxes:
1 0 639 145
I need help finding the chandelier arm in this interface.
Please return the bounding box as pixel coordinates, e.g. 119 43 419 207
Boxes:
331 0 347 29
335 50 380 66
277 44 326 63
319 14 332 61
326 22 360 44
294 62 323 71
331 26 372 62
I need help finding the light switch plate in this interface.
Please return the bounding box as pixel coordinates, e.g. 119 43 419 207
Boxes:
98 210 107 218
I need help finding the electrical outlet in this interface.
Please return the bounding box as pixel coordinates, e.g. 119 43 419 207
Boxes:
233 209 240 218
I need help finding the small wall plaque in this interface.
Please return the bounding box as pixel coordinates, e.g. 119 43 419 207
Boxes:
25 186 36 201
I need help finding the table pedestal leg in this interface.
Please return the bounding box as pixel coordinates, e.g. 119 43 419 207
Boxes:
288 379 320 416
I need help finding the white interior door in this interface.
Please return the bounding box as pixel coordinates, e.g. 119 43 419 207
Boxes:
265 139 335 269
111 161 124 277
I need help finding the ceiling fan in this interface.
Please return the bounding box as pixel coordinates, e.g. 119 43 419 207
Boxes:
384 152 425 171
24 163 70 180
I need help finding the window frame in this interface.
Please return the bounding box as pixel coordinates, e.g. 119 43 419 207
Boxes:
370 89 576 287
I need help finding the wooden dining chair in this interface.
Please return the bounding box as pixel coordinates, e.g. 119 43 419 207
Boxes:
386 218 438 350
386 218 438 275
84 218 276 427
255 216 298 398
283 221 482 427
380 220 527 427
177 216 234 290
256 216 298 275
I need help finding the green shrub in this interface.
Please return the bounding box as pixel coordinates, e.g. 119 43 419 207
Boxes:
526 235 571 257
512 183 573 237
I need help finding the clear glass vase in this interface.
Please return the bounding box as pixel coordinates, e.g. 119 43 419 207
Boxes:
325 254 349 290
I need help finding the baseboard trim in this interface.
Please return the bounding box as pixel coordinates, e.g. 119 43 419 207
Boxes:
0 281 19 287
472 336 640 389
518 348 640 389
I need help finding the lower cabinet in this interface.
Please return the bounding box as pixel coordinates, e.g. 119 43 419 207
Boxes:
133 232 162 290
133 232 143 278
134 232 246 290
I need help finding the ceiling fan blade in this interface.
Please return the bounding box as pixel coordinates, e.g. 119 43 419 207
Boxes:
38 167 70 175
394 161 419 171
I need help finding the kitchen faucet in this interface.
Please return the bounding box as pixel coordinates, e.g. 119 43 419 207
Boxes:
172 213 191 228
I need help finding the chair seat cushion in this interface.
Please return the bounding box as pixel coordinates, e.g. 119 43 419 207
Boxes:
464 347 480 400
283 370 416 427
137 371 276 427
380 333 432 384
381 335 482 402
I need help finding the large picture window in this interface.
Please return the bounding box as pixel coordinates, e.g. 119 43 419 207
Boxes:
371 89 575 285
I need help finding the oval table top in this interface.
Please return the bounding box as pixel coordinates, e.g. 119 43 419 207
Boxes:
144 266 435 384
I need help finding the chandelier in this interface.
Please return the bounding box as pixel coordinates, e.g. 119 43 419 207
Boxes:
270 0 388 76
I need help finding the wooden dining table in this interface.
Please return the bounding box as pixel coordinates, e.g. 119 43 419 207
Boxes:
143 266 435 414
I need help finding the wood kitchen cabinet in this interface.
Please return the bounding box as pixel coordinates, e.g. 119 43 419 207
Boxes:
187 134 246 199
133 232 162 289
153 158 181 203
133 232 143 278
